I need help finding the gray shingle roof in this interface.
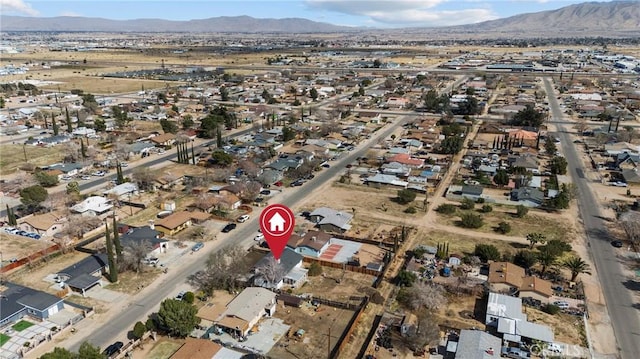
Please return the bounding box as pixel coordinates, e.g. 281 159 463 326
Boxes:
454 330 501 359
1 282 63 320
57 253 108 279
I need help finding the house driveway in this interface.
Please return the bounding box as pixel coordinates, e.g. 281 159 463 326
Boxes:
216 317 289 354
83 286 128 303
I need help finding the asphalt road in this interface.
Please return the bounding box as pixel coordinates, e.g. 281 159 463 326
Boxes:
543 77 639 359
69 114 411 352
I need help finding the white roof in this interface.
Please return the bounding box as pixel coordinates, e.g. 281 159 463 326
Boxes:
103 182 138 197
219 287 276 323
486 292 526 321
71 196 112 214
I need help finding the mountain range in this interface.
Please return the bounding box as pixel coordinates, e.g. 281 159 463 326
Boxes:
1 1 638 36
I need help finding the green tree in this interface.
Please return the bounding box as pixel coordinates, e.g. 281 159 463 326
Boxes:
182 115 194 130
562 256 592 282
459 212 483 229
66 181 80 196
132 321 147 340
515 205 529 218
481 204 493 213
40 347 76 359
77 342 105 359
396 189 417 205
439 136 464 154
493 169 510 186
282 126 296 141
20 185 48 206
526 232 546 249
539 239 572 258
545 138 557 156
511 105 545 127
105 223 118 283
80 139 87 159
542 304 561 315
496 221 511 234
536 247 558 275
52 114 59 136
113 216 123 259
220 86 229 101
157 299 200 337
210 150 233 166
160 118 178 134
34 171 59 187
514 250 538 270
93 118 106 132
309 87 318 100
82 93 99 113
65 107 73 133
396 270 417 287
436 203 457 214
0 97 4 109
474 244 501 262
549 156 568 175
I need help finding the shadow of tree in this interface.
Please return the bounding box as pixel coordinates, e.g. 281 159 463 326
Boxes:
622 279 640 292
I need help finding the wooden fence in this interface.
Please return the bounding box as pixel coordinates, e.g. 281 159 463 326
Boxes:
302 256 383 277
0 244 60 273
330 296 370 359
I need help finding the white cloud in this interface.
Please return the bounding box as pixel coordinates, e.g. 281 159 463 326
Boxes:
0 0 39 16
306 0 497 27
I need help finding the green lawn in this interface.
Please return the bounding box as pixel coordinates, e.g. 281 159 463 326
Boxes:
12 320 34 332
146 340 183 359
0 333 11 346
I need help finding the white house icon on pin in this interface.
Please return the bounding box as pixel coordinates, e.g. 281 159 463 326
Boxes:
269 212 286 232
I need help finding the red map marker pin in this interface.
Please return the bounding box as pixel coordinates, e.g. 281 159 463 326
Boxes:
259 204 295 260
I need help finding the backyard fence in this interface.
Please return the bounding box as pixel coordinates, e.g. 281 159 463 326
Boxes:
329 296 370 359
0 244 60 273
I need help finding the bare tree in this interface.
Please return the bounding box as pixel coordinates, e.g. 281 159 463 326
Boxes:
59 215 102 240
188 245 249 294
406 282 447 311
42 191 67 212
574 119 589 136
403 310 440 352
254 256 285 287
114 139 132 160
61 141 81 163
132 167 158 191
192 193 215 212
238 159 260 179
122 240 153 273
620 211 640 246
190 220 217 241
240 181 262 202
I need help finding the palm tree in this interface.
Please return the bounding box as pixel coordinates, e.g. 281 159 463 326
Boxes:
562 256 592 282
526 232 546 249
537 248 557 276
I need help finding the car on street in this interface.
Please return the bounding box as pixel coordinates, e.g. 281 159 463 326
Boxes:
237 214 250 223
192 242 204 252
260 190 271 195
254 233 265 241
92 171 106 177
611 240 623 248
102 341 123 357
322 163 330 168
222 223 237 233
81 175 91 180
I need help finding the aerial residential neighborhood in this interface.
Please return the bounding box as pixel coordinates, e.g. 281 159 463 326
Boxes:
1 1 639 359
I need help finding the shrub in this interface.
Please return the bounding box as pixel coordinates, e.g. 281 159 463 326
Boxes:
474 244 501 262
404 206 417 214
516 205 529 218
182 291 195 304
481 204 493 213
496 221 511 234
396 189 416 204
308 262 323 276
145 318 156 332
436 203 457 214
396 270 417 287
132 321 146 340
460 197 475 210
476 197 485 204
542 304 561 315
459 213 483 229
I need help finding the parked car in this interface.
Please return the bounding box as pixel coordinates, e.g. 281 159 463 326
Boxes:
102 341 124 357
546 343 563 353
192 242 204 252
237 215 250 223
611 240 623 248
92 171 106 177
254 233 265 241
81 175 91 180
322 163 330 168
553 301 570 309
175 291 186 300
260 190 271 195
144 257 159 265
501 346 530 358
222 223 237 233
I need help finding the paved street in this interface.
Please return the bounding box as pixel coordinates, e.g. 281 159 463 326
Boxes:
59 115 410 354
543 77 640 359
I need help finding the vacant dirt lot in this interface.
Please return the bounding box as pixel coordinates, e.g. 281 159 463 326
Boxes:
0 234 53 263
269 302 354 359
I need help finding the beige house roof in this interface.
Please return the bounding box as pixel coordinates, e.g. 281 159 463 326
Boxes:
21 211 66 231
520 276 553 298
488 262 525 288
170 338 222 359
155 211 192 230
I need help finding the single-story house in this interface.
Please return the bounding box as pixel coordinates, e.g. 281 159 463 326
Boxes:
0 282 65 327
119 225 168 256
450 329 501 359
252 249 307 290
18 211 66 237
154 211 194 236
487 262 525 294
46 162 87 178
386 153 424 168
286 230 332 258
214 287 277 337
622 168 640 186
510 187 544 207
365 173 409 188
103 182 139 199
150 133 176 146
485 292 527 327
71 196 113 216
56 253 108 296
519 276 553 303
309 207 353 233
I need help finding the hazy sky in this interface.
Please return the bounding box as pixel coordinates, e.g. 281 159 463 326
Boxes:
0 0 611 28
